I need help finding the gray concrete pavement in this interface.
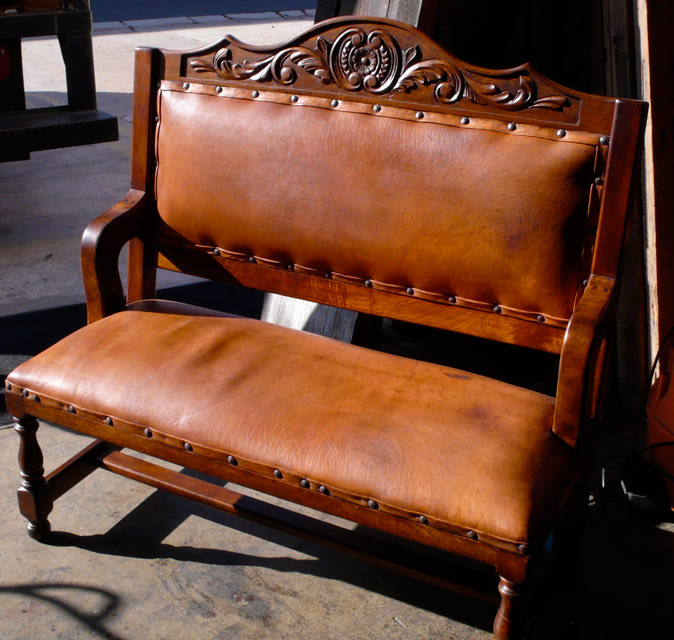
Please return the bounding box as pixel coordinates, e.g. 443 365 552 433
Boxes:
1 10 674 640
90 1 316 23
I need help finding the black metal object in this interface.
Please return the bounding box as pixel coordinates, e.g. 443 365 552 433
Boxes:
0 2 118 162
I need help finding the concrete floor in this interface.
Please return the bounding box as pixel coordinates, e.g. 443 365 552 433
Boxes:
89 1 316 22
1 11 674 640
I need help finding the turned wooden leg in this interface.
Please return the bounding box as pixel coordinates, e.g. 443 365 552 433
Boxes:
493 577 524 640
15 416 53 540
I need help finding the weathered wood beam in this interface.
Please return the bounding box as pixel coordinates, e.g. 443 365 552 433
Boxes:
635 0 674 366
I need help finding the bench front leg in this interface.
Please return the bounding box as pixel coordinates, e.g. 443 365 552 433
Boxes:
15 415 53 540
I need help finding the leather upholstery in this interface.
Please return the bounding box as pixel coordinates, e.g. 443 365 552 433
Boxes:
7 300 576 547
155 86 597 322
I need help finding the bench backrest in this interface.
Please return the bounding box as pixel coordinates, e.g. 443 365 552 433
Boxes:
129 17 645 355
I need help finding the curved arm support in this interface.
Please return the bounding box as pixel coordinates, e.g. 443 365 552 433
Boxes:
81 189 153 323
553 275 615 448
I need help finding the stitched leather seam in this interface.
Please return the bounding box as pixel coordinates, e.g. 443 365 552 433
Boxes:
187 240 570 327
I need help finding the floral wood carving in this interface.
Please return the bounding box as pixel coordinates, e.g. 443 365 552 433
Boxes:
190 26 569 112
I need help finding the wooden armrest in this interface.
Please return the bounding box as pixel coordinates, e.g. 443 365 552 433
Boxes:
81 189 152 323
553 275 615 448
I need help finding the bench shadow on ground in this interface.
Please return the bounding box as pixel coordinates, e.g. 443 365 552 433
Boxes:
0 582 124 640
43 466 499 635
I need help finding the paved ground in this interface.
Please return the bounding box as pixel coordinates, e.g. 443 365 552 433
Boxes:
90 1 316 22
91 5 318 34
1 9 674 640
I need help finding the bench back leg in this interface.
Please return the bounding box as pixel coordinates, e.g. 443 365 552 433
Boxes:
494 577 525 640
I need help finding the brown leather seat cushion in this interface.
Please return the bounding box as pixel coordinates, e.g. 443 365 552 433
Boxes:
7 300 575 547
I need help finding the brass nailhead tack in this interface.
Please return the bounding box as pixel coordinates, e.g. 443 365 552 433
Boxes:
290 95 299 103
373 105 381 113
368 499 379 510
594 177 604 186
364 280 373 288
216 86 223 94
493 305 502 314
184 442 193 452
536 314 546 323
22 389 29 397
68 405 76 414
227 455 238 466
154 116 159 122
6 383 11 391
600 135 610 145
183 82 190 90
415 111 425 119
274 469 283 479
556 129 567 138
287 263 294 271
518 544 527 553
418 515 429 525
144 428 152 438
582 278 589 287
319 485 330 495
507 122 517 131
301 478 310 489
213 248 221 256
448 296 457 304
34 395 41 403
324 272 332 279
461 117 470 125
248 256 255 263
330 99 339 107
252 90 259 98
406 287 414 295
105 417 114 426
467 530 478 540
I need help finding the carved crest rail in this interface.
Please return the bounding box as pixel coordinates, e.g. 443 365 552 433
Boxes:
182 18 589 125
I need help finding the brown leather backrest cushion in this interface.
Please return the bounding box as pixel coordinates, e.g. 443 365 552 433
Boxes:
155 85 597 322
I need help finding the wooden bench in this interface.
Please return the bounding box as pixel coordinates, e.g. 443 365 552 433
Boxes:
5 17 646 638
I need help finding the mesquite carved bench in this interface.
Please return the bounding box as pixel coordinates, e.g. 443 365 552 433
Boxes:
6 17 646 639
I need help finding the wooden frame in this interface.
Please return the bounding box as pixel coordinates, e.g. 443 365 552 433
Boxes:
6 17 647 639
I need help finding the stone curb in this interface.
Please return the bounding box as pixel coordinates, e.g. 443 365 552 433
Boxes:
93 9 315 34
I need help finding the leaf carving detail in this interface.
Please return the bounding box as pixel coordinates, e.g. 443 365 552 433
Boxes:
191 44 331 86
189 27 570 112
